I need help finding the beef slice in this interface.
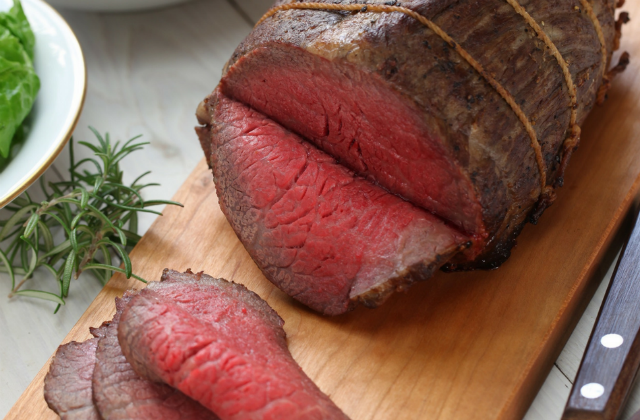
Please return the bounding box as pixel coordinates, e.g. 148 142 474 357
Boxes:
118 269 350 420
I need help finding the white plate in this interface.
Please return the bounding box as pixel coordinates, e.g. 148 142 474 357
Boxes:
0 0 86 208
46 0 191 12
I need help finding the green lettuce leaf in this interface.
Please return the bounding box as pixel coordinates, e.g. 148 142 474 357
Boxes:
0 26 29 65
0 0 39 159
0 0 35 60
0 56 39 157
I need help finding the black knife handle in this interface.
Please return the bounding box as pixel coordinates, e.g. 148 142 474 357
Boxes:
562 210 640 420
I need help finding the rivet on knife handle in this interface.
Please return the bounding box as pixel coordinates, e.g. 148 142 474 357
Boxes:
561 210 640 420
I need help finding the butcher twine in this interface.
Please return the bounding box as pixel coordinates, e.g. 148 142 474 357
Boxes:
578 0 609 78
503 0 580 181
255 1 608 200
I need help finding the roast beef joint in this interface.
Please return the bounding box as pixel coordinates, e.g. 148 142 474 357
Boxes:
196 0 629 315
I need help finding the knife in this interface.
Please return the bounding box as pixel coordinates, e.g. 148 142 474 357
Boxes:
561 207 640 420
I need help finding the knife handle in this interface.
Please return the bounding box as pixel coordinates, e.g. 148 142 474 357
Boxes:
562 210 640 420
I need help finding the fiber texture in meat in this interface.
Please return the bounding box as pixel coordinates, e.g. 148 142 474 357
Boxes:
118 269 349 419
199 0 624 274
92 292 217 420
199 90 469 315
44 339 101 420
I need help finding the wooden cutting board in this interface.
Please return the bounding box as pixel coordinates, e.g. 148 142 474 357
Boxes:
6 9 640 420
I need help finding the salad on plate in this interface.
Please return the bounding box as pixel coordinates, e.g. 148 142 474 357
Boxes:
0 0 39 164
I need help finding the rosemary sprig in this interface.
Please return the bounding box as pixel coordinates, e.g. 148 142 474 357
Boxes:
0 128 182 312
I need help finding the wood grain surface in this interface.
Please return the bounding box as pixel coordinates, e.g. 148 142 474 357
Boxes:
5 3 640 420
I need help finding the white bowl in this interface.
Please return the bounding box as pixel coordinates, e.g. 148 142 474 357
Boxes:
0 0 86 208
46 0 192 12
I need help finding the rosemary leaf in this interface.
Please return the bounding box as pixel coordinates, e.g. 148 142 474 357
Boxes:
23 212 38 237
0 204 37 241
61 248 76 297
83 263 146 283
37 220 53 251
79 188 89 209
13 290 65 305
0 248 14 290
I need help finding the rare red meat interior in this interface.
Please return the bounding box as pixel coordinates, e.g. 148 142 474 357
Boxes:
198 90 469 315
45 291 217 420
92 293 216 420
118 269 349 419
46 270 347 419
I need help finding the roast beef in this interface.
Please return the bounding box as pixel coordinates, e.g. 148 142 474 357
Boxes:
44 339 101 420
199 90 469 314
118 269 349 419
92 292 217 420
196 0 628 313
199 0 624 269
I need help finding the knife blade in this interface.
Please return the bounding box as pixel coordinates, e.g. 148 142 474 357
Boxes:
561 207 640 420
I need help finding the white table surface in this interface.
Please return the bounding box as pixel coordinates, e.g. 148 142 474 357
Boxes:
1 1 639 419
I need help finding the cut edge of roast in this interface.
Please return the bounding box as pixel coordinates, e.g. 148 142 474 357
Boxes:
352 240 470 308
219 43 487 252
197 90 471 315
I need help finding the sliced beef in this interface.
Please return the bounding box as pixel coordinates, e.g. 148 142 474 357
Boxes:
198 90 469 315
92 292 217 420
118 269 350 420
210 0 618 268
44 339 101 420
